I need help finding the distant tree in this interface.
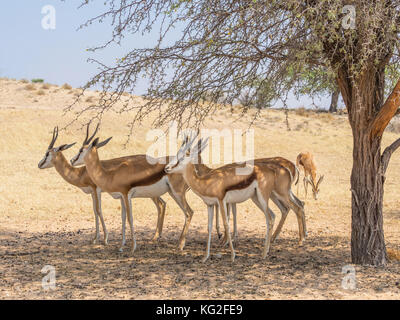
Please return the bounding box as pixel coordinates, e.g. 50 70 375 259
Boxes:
329 88 340 112
72 1 400 266
31 79 44 83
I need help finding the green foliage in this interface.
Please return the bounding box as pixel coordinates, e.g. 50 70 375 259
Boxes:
385 64 400 98
31 79 44 83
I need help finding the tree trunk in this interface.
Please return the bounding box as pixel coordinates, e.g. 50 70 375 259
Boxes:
337 66 388 266
350 132 387 265
329 88 340 113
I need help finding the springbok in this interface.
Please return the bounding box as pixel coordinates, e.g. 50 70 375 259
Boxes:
165 136 305 262
70 124 194 253
193 139 304 244
296 152 324 200
38 127 166 245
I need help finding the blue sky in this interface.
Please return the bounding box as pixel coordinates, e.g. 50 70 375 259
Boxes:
0 1 139 87
1 1 333 109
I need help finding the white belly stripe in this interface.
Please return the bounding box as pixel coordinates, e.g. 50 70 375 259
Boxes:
224 180 258 204
129 176 169 199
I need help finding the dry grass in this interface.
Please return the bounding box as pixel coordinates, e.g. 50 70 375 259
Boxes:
20 79 29 84
62 83 72 90
294 122 308 131
318 112 335 122
0 78 400 299
36 90 46 96
294 107 311 117
24 84 36 91
41 83 51 90
387 249 400 262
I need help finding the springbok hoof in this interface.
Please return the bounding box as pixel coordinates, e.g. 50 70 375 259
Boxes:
262 251 269 259
201 255 210 263
177 241 186 251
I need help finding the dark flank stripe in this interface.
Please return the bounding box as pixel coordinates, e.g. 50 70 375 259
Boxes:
225 172 256 192
129 166 167 188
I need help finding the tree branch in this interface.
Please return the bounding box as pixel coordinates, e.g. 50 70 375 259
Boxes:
381 136 400 174
370 78 400 138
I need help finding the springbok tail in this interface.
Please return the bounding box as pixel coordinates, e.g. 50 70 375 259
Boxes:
294 165 300 185
289 190 304 208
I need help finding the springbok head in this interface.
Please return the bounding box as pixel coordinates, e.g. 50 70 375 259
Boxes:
306 175 324 200
70 123 112 166
38 127 76 169
165 133 209 174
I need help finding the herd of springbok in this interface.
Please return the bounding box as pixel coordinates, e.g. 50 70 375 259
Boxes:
38 124 324 262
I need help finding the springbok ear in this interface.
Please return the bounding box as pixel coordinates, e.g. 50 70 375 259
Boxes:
57 142 76 152
91 137 100 148
317 175 324 187
97 137 112 149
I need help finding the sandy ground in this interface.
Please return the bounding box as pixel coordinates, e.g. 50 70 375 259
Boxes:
1 78 400 299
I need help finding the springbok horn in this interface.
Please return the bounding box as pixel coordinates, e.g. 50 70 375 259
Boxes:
317 175 324 187
197 137 209 154
184 131 198 153
48 127 56 148
86 123 100 145
83 123 90 144
306 176 314 188
182 131 190 147
191 137 209 157
49 126 58 149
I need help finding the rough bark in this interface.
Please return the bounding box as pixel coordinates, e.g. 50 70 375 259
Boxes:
350 132 386 265
328 88 340 113
338 67 390 266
